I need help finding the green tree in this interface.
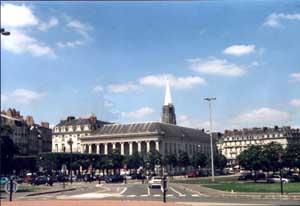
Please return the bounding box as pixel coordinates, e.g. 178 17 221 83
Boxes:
284 141 300 174
124 152 143 173
214 153 227 171
237 145 263 182
262 142 284 174
164 153 178 174
0 125 19 174
178 151 190 168
108 149 124 174
192 152 207 169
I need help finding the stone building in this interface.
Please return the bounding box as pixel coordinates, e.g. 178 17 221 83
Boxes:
52 115 111 153
217 126 300 167
80 81 210 157
1 108 52 155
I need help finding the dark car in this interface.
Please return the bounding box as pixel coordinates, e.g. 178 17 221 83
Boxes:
31 176 49 185
130 173 146 180
104 175 124 183
238 173 253 181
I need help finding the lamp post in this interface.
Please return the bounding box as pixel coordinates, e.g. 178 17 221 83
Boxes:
204 97 216 182
1 28 10 36
278 152 284 195
67 138 73 184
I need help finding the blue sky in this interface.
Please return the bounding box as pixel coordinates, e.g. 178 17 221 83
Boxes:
1 1 300 131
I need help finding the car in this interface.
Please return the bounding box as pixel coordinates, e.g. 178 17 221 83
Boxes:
10 175 24 184
31 176 49 185
267 175 289 184
187 171 198 178
238 173 253 181
148 176 162 188
104 175 124 183
0 177 9 185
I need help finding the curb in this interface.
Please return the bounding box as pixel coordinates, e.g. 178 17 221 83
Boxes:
26 188 76 196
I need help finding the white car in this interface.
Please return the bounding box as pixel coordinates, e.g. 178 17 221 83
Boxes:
268 175 289 184
148 176 162 188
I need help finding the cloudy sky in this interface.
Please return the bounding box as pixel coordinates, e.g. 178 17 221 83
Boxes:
1 1 299 131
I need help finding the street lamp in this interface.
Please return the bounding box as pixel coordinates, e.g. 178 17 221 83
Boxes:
67 138 73 184
1 28 10 36
204 97 216 182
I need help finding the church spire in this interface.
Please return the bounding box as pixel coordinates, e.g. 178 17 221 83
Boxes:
164 79 173 106
161 79 176 125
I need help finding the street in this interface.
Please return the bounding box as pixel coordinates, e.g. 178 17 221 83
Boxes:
1 181 300 205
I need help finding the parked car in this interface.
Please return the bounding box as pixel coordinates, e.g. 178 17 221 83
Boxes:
31 176 49 185
10 175 24 184
187 171 198 178
148 176 162 188
0 177 9 185
267 175 289 184
288 175 300 182
238 173 253 181
130 173 146 180
104 175 124 183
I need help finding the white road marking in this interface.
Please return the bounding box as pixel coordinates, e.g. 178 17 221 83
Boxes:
140 194 148 197
170 186 186 197
153 194 161 197
119 187 127 195
127 195 136 197
147 186 151 196
178 185 209 197
167 194 174 197
192 194 199 197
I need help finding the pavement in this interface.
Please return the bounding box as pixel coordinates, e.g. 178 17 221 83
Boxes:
1 180 300 206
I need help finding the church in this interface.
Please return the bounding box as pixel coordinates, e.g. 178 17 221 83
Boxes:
79 81 211 158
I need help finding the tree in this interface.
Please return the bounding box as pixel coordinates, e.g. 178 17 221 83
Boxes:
237 145 263 182
178 151 190 168
262 142 284 174
108 149 124 174
164 153 178 174
145 150 162 170
192 152 207 169
214 153 227 171
284 141 300 174
0 125 19 174
124 152 143 173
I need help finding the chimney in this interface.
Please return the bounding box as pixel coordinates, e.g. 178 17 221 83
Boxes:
67 116 75 122
41 122 49 128
26 116 34 126
90 115 97 123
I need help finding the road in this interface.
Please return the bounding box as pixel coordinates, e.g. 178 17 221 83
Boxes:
1 181 300 205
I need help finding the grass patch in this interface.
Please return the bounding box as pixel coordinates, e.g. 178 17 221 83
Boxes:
206 182 300 193
171 175 238 184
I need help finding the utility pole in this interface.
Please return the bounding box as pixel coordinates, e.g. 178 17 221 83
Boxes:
204 97 216 182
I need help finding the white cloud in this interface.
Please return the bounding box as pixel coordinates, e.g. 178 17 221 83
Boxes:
11 89 46 104
178 115 217 131
66 18 93 40
189 57 246 77
223 44 256 56
139 74 206 89
121 107 154 118
1 4 39 28
56 40 84 48
232 107 290 124
264 13 300 27
38 17 58 31
290 99 300 107
1 94 8 102
1 29 55 57
93 85 103 93
107 82 138 93
104 100 114 107
289 73 300 82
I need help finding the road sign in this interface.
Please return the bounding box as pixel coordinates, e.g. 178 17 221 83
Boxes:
4 181 18 194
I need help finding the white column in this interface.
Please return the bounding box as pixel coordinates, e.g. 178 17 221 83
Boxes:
96 144 100 154
120 142 124 155
88 145 92 154
104 143 108 155
137 141 142 153
112 142 116 150
129 142 133 155
146 141 151 153
155 141 159 151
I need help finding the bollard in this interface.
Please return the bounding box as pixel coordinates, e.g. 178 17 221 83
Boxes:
9 178 13 201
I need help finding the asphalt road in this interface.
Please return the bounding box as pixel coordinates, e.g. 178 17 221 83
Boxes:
1 181 300 205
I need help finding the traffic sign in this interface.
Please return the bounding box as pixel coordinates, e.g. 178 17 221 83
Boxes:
5 181 18 194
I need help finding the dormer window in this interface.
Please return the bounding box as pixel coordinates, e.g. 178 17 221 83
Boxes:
68 126 73 132
61 126 66 132
84 124 89 131
55 127 59 133
76 125 81 131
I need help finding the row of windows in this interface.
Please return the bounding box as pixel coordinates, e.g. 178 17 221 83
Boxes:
224 133 284 141
54 125 90 133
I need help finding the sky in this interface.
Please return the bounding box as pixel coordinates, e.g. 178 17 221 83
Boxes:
1 1 300 132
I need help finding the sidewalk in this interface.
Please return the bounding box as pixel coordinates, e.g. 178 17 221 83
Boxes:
179 183 300 200
2 200 178 206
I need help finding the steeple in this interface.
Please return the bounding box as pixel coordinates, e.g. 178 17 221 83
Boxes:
164 79 173 106
161 80 176 125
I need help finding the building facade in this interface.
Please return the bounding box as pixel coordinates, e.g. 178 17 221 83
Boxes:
1 108 52 155
217 126 300 166
80 81 210 157
52 115 111 153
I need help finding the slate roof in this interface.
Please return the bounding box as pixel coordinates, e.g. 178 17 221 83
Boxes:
90 122 209 140
56 118 111 127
